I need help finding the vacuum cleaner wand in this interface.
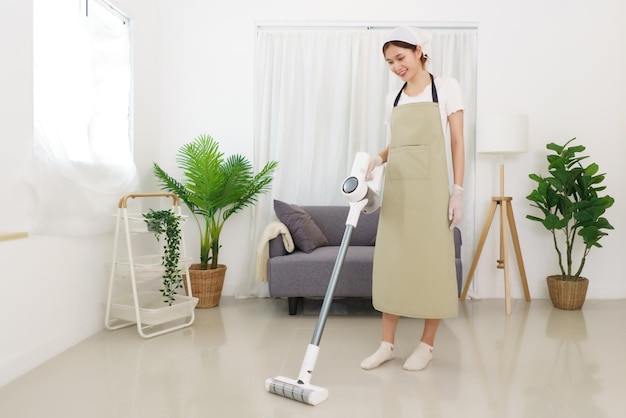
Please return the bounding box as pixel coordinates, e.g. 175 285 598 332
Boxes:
266 152 384 406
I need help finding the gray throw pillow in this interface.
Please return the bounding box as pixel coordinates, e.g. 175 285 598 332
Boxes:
274 200 329 253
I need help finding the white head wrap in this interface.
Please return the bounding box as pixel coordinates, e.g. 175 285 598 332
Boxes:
383 26 433 57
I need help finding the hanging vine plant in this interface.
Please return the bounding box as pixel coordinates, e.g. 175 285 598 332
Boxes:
142 209 183 306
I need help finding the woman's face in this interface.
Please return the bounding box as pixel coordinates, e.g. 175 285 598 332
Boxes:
384 44 423 81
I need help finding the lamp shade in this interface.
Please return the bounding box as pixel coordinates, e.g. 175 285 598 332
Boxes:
477 113 529 154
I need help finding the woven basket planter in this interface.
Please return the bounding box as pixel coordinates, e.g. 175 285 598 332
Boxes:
184 264 227 308
546 275 589 310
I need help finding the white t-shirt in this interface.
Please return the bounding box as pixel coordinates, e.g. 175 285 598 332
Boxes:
385 76 464 136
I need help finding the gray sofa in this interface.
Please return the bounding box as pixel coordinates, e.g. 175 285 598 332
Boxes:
267 203 463 315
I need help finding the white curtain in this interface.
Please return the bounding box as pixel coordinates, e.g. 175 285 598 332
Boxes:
29 0 138 236
241 25 477 297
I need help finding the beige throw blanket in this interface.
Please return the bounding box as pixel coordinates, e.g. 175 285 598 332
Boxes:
255 221 294 282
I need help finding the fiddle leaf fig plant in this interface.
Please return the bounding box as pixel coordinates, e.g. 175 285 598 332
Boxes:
526 138 614 281
143 209 183 305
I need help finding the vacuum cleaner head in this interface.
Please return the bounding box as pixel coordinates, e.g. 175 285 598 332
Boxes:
265 376 329 406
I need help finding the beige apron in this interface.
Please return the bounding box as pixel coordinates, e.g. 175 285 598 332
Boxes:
372 76 458 319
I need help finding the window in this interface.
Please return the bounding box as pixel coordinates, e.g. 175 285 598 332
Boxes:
34 0 132 164
31 0 137 235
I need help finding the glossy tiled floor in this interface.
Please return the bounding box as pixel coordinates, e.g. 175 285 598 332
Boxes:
1 296 625 418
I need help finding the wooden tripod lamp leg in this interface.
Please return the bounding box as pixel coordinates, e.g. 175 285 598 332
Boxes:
505 200 531 301
497 163 505 268
502 199 512 315
460 200 499 300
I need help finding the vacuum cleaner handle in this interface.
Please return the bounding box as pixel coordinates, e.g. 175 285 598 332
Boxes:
342 152 385 226
311 158 376 344
309 221 357 347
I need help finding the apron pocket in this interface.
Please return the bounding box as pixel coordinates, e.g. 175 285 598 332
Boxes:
388 145 430 180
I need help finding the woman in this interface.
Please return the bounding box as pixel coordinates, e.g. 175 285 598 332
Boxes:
361 26 465 371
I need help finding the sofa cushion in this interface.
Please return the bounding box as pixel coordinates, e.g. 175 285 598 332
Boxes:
268 246 375 297
274 200 329 253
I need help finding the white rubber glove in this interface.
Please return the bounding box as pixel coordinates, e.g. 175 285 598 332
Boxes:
366 155 383 180
448 185 463 229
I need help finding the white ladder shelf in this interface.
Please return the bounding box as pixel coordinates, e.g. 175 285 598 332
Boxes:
105 193 198 338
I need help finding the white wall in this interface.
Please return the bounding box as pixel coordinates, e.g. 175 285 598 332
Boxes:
1 0 624 387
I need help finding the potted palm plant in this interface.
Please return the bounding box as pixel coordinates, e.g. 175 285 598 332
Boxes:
153 134 278 307
526 138 614 310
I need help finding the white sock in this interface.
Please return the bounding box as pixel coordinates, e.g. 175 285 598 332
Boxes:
360 341 395 370
403 342 433 371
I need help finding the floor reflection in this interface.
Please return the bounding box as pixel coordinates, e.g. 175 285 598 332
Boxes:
524 308 604 417
461 300 531 411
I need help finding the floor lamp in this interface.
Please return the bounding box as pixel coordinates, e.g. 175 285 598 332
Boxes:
460 113 531 315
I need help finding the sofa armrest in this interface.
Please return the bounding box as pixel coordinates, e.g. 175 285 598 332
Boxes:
453 227 462 297
453 227 462 259
261 221 294 259
269 236 288 258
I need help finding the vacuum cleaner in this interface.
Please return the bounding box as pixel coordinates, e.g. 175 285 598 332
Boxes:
265 152 384 406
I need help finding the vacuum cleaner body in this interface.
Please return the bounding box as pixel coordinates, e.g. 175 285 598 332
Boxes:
266 152 384 406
